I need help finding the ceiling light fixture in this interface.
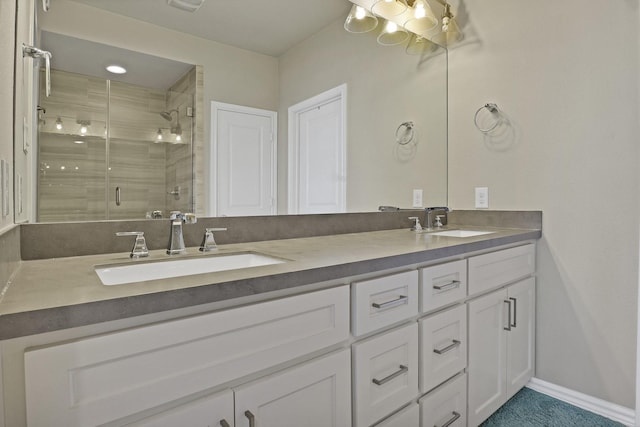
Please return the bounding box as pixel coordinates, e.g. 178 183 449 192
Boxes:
106 64 127 74
377 20 409 46
404 0 438 35
343 0 463 52
344 5 379 33
371 0 408 17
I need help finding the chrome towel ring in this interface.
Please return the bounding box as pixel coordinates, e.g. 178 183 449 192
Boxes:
395 121 415 145
474 103 502 133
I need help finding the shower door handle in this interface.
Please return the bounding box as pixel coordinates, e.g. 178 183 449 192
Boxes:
115 187 121 206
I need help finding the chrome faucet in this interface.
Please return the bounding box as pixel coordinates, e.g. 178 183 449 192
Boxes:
167 211 197 255
425 207 449 229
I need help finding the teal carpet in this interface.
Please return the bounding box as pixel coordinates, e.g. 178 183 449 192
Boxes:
480 388 625 427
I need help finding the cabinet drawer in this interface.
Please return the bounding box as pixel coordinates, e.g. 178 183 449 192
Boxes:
419 373 467 427
373 403 419 427
352 270 419 336
420 260 467 313
124 389 234 427
468 244 535 296
419 304 467 393
24 286 349 427
353 323 419 427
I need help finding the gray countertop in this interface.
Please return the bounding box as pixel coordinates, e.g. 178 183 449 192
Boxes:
0 226 541 340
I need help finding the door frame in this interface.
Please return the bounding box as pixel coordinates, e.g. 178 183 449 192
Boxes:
210 101 277 216
287 84 347 214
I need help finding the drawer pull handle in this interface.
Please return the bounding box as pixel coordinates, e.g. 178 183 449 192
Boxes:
245 410 256 427
220 420 231 427
372 295 408 310
504 299 512 331
433 280 460 291
433 339 461 355
436 411 461 427
372 364 408 385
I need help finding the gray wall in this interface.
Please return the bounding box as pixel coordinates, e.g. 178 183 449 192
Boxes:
448 0 639 408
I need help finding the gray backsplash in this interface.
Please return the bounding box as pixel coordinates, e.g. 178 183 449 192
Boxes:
17 210 542 261
0 225 21 288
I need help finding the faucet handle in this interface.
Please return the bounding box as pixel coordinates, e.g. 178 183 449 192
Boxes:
408 217 423 232
116 231 149 258
200 227 227 252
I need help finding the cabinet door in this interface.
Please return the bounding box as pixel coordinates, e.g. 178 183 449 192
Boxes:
467 289 508 427
124 389 234 427
506 278 536 399
234 349 351 427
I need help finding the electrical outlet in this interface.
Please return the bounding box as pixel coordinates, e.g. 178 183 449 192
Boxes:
412 189 423 208
475 187 489 209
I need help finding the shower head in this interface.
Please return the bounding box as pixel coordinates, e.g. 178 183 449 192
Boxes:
159 109 178 122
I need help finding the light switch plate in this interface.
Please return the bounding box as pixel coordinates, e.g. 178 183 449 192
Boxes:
475 187 489 209
412 189 423 208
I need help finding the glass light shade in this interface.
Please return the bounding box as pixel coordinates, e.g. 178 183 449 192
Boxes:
405 34 438 56
377 20 410 46
344 5 378 33
403 0 437 35
371 0 408 17
432 16 462 46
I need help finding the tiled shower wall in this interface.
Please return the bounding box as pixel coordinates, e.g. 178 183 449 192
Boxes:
38 68 198 222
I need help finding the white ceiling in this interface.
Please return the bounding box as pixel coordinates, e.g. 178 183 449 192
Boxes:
66 0 353 57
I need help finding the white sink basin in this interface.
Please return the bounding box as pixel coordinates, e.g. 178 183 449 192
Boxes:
429 229 495 238
95 252 286 286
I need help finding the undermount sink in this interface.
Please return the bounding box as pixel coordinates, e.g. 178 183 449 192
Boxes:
95 252 287 286
429 229 495 238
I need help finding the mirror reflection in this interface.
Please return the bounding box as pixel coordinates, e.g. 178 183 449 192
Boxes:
22 0 448 223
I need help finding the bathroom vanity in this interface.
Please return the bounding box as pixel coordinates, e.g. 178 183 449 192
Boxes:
0 220 540 427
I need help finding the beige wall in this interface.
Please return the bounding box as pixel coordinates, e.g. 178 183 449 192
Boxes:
0 0 16 231
448 0 639 408
279 18 447 213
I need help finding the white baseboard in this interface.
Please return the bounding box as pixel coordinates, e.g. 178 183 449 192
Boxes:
527 378 636 426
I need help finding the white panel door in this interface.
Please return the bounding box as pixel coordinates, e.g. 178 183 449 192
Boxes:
467 289 508 427
288 85 346 214
213 102 276 216
234 349 351 427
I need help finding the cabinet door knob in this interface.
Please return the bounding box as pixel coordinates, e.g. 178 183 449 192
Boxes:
245 410 256 427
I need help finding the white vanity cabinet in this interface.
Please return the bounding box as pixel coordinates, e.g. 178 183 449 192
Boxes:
23 286 350 427
467 274 535 426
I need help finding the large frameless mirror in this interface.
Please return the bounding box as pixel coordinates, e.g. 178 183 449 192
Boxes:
15 0 448 223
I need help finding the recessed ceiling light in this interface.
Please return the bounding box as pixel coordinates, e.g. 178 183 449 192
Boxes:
106 65 127 74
